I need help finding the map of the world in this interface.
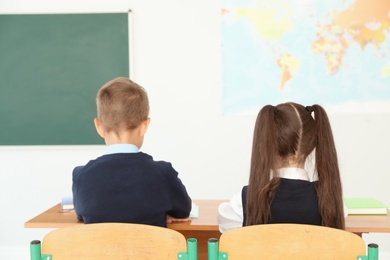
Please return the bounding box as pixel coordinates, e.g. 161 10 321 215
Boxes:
221 0 390 115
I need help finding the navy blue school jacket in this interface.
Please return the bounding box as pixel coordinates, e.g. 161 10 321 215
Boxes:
72 152 192 227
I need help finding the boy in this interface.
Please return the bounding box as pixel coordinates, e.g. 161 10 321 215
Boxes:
72 77 192 227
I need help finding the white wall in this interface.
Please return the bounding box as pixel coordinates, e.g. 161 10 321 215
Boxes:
0 0 389 258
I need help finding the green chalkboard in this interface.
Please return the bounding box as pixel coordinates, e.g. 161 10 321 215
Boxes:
0 13 129 145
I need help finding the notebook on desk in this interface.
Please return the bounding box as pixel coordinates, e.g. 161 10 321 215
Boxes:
61 196 74 211
344 197 388 215
190 201 199 218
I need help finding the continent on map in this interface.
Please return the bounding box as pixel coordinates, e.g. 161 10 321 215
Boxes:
313 0 390 74
234 4 292 40
232 3 296 90
311 37 348 74
333 0 390 49
276 53 300 91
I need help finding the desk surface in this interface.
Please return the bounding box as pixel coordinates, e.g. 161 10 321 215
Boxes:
25 200 390 233
24 200 222 231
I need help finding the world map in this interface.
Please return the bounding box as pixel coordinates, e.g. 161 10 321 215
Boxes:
221 0 390 115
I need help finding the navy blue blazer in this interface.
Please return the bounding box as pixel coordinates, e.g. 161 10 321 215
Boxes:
72 152 191 227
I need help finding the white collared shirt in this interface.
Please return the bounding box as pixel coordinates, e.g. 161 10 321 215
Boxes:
106 144 139 154
272 167 318 182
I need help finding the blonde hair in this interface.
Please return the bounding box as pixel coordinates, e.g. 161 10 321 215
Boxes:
96 77 149 132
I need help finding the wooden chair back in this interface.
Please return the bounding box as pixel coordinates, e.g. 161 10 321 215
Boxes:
217 224 366 260
40 223 188 260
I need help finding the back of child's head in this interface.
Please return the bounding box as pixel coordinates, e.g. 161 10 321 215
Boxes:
96 77 149 132
247 102 344 229
251 103 314 172
272 103 316 164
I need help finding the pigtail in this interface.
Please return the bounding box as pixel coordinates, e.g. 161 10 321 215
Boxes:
246 105 279 225
312 104 345 229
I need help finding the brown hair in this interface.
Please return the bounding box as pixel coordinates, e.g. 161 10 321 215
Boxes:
96 77 149 132
246 102 345 229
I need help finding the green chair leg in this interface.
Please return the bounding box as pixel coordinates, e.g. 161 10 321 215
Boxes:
30 240 41 260
207 238 228 260
208 238 219 260
357 243 379 260
368 243 378 260
30 240 52 260
178 238 198 260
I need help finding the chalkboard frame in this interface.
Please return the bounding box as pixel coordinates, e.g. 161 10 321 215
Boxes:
0 12 131 145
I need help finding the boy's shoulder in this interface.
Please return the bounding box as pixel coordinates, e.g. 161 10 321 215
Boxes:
75 152 176 173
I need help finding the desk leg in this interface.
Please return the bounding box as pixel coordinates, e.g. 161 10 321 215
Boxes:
179 230 221 260
353 232 368 237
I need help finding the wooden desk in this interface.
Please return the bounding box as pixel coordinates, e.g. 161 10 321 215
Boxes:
25 200 390 259
25 200 222 260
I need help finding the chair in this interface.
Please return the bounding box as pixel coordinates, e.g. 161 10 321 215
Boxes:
207 224 377 260
30 223 198 260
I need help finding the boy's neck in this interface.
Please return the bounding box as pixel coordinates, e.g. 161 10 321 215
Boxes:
104 130 143 148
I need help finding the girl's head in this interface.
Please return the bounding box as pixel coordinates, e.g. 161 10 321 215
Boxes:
247 102 344 229
253 102 316 169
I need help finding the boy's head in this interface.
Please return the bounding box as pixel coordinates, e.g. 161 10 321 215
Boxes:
95 77 149 133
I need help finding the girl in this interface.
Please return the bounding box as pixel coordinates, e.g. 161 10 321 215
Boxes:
218 102 345 232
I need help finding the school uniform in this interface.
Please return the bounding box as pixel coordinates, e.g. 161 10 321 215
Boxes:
72 144 191 227
217 168 322 233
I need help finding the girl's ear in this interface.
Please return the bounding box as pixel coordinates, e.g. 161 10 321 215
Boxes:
139 118 151 137
94 118 106 138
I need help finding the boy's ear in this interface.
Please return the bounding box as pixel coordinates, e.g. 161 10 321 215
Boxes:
94 118 106 138
139 118 150 137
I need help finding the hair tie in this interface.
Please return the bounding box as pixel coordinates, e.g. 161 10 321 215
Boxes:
306 106 314 113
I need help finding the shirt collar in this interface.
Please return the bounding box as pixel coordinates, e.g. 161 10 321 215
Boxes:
274 167 318 182
106 144 139 155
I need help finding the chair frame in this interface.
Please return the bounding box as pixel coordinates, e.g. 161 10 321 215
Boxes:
206 224 378 260
30 223 198 260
